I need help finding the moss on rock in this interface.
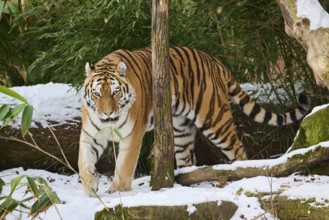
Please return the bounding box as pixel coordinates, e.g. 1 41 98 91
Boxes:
263 196 329 220
95 201 238 220
290 105 329 151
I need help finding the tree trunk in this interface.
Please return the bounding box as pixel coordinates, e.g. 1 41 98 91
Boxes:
276 0 329 88
150 0 174 190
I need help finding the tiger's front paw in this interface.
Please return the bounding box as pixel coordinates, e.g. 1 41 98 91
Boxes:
106 178 132 193
80 169 99 197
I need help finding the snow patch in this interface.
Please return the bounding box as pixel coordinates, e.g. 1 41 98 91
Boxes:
0 83 82 128
297 0 329 30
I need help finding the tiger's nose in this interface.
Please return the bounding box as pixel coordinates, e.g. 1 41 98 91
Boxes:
104 111 114 116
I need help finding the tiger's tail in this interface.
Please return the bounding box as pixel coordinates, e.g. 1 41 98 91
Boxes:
228 80 310 126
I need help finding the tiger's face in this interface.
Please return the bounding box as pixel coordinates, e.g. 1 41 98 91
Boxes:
83 61 135 122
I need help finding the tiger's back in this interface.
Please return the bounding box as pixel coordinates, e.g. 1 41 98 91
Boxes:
78 46 310 196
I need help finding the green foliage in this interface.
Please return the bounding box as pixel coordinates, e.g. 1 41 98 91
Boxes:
0 177 4 193
0 0 323 96
0 85 33 136
24 0 151 86
0 175 61 219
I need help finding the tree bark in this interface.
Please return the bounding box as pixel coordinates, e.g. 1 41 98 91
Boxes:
150 0 174 190
175 144 329 186
276 0 329 88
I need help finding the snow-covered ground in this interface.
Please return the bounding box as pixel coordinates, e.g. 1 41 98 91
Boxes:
0 83 82 129
1 142 329 220
1 82 329 219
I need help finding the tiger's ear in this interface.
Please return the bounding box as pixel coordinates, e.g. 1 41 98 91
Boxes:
116 62 127 77
85 62 95 76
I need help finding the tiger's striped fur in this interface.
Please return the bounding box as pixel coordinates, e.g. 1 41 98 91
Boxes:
78 46 309 196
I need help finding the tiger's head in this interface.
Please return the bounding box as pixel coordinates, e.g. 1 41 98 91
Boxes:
83 61 135 122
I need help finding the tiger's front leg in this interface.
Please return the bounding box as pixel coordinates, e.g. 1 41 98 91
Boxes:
78 129 107 197
107 133 143 193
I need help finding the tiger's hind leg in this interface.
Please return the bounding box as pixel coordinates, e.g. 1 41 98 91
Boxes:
196 103 248 162
173 116 197 168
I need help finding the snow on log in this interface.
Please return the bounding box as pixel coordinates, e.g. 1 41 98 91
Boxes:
175 142 329 186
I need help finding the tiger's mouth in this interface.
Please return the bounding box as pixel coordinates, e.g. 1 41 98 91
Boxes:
100 116 119 123
98 112 120 123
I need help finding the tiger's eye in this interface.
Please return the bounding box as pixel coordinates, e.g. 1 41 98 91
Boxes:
93 91 101 97
112 90 119 96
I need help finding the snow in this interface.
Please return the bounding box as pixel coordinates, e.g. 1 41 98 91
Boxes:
0 83 82 129
174 141 329 173
240 81 304 105
306 103 329 118
297 0 329 30
1 166 329 220
1 83 329 219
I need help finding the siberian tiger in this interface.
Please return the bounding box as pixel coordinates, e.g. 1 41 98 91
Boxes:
78 46 309 196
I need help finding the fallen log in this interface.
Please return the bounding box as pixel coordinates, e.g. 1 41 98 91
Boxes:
175 143 329 186
0 121 114 174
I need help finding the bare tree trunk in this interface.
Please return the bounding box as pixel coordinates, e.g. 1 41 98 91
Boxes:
150 0 174 190
276 0 329 88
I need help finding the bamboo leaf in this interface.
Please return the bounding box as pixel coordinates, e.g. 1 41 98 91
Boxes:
9 175 25 197
0 197 19 219
26 177 39 198
0 178 4 193
113 128 124 141
1 103 27 128
6 2 21 17
30 190 61 217
0 1 4 16
0 86 28 103
21 105 33 137
30 194 51 217
0 105 10 121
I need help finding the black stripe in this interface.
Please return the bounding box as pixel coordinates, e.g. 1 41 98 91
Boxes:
290 111 297 122
298 106 307 114
277 114 284 125
228 85 240 96
239 96 250 108
174 133 192 138
171 46 185 62
86 110 101 131
249 104 261 119
174 141 194 152
117 113 129 129
190 48 201 84
82 129 105 150
91 146 99 159
174 127 185 132
263 111 272 124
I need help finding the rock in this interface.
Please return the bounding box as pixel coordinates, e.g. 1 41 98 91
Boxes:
290 104 329 151
263 196 329 220
95 201 238 220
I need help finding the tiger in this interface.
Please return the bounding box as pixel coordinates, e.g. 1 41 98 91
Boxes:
78 46 310 196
